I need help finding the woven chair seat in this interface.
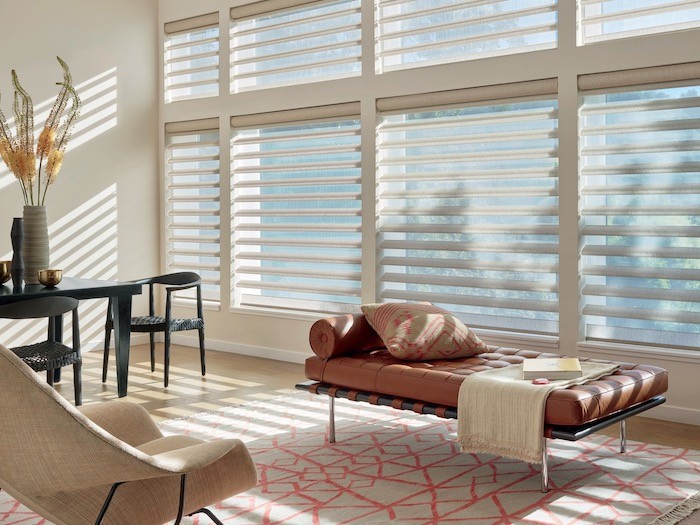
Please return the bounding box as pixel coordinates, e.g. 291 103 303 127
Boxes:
129 315 204 333
12 341 82 373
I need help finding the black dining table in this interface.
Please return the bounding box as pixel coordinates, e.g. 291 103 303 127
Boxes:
0 277 142 397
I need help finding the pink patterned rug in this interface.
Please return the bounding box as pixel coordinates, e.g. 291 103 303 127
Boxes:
1 393 698 524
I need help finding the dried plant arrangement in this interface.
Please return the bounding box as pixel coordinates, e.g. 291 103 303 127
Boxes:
0 57 82 205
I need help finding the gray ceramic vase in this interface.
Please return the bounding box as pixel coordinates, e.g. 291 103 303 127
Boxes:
22 205 49 285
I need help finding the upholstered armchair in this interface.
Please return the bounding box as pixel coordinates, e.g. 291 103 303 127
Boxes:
0 344 257 525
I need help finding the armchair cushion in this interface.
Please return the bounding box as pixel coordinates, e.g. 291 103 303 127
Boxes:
78 401 163 447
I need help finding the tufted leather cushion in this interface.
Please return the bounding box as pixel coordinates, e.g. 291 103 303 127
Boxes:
305 346 668 427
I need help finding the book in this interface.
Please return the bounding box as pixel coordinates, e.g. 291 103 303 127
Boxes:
522 358 582 380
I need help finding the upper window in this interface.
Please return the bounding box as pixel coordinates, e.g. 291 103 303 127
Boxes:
231 104 362 314
165 119 221 305
579 67 700 349
230 0 362 93
579 0 700 45
376 80 560 335
375 0 558 74
164 13 219 103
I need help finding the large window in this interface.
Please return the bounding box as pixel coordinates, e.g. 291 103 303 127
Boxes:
579 0 700 45
231 104 362 313
165 119 221 305
230 0 362 92
376 0 558 73
376 81 560 334
164 13 219 103
579 66 700 349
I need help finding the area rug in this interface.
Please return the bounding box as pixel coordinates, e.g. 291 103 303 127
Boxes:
0 393 698 524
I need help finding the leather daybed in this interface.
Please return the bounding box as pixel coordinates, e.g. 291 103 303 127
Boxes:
296 313 668 492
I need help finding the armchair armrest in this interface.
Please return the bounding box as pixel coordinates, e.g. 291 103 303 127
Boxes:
78 401 163 446
165 282 200 293
144 438 250 474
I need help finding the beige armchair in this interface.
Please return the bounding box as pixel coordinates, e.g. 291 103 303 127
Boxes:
0 344 257 525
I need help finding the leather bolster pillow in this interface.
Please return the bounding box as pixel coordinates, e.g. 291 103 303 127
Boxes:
309 314 385 359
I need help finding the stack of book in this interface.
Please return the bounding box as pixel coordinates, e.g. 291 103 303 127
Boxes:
522 358 582 380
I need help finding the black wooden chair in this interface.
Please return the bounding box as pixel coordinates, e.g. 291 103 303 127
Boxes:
0 296 82 405
102 272 205 388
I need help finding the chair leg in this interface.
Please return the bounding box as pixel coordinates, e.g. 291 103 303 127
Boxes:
149 333 155 372
46 369 54 387
198 327 206 376
164 330 171 388
620 419 627 453
102 325 111 383
328 396 336 443
73 363 82 406
541 437 549 493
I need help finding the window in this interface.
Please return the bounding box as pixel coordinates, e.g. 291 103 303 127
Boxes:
376 0 558 73
231 104 362 314
165 119 221 305
579 0 700 45
164 13 219 103
579 64 700 349
376 80 560 335
230 0 362 92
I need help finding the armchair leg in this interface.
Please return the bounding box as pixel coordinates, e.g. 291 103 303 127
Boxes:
102 325 111 383
174 474 187 525
189 507 225 525
149 333 155 372
198 327 206 376
164 330 171 388
95 482 123 525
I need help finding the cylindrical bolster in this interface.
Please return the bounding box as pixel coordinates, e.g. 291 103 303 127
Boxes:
309 314 385 359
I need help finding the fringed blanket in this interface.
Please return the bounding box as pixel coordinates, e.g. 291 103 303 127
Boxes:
457 361 619 464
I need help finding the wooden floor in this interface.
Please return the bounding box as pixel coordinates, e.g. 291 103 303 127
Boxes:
55 343 700 451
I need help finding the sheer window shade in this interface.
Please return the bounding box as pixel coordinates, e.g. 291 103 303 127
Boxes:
376 80 559 334
231 104 362 314
165 119 221 305
164 13 219 103
375 0 558 73
579 67 700 349
230 0 361 93
579 0 700 45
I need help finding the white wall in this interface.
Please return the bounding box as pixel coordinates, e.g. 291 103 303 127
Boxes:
0 0 160 348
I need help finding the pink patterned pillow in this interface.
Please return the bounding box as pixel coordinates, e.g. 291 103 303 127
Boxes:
360 303 487 361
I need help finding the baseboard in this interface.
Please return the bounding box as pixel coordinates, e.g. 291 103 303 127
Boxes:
170 333 308 364
643 404 700 427
81 334 150 353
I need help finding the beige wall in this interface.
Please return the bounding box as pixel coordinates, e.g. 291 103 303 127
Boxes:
0 0 159 348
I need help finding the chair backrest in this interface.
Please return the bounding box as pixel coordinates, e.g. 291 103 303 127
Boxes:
0 345 165 499
0 296 79 320
136 272 201 287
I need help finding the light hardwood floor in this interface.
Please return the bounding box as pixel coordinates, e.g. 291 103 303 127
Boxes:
54 343 700 451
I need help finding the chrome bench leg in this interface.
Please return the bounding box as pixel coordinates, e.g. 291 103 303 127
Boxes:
329 396 336 443
541 437 549 493
620 419 627 453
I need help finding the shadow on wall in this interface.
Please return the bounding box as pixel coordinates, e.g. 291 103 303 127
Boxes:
0 67 118 191
0 67 119 349
0 185 119 348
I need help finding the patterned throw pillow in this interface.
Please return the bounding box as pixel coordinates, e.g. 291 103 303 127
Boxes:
360 303 487 361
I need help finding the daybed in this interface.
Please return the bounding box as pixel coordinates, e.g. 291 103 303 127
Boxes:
296 313 668 492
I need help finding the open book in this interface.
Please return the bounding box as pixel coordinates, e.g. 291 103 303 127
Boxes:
522 358 582 380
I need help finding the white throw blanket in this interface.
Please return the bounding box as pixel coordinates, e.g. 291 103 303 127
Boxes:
457 361 619 464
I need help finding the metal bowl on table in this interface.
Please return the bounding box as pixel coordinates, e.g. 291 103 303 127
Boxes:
38 269 63 287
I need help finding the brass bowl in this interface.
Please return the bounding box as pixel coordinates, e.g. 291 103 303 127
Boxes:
0 261 10 285
38 269 62 287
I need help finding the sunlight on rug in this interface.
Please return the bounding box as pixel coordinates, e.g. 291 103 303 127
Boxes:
0 393 698 524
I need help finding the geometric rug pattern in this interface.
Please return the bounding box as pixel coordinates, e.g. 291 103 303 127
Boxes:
1 393 698 524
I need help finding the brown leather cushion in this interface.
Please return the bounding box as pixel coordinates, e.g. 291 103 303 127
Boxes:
305 346 668 427
309 314 384 359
